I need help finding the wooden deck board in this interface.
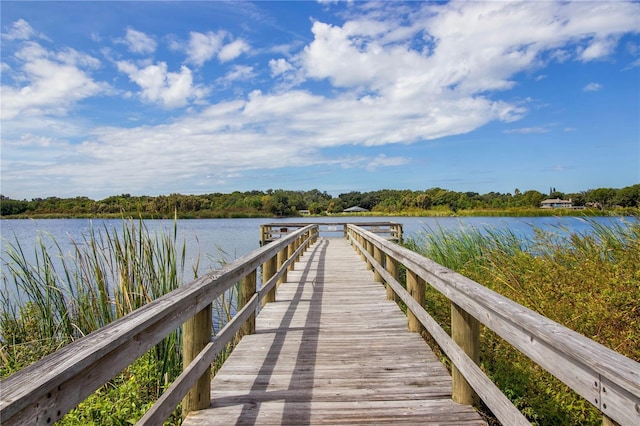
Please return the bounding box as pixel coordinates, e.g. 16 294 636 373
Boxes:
183 238 485 425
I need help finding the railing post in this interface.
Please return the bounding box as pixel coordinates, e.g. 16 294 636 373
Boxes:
240 270 256 337
277 247 287 288
262 255 277 306
302 231 309 254
294 237 301 262
365 240 373 270
182 304 212 419
406 269 425 333
451 303 480 406
385 254 399 301
373 245 383 283
287 241 295 272
260 225 268 246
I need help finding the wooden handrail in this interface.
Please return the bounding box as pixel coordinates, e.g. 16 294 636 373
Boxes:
0 225 318 426
260 221 401 245
347 224 640 426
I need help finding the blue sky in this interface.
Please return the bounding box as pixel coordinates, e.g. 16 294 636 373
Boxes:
1 1 639 200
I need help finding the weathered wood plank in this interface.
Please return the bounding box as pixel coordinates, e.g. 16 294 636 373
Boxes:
186 400 486 425
183 238 485 425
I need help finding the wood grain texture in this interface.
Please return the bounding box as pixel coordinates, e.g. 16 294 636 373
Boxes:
183 238 485 425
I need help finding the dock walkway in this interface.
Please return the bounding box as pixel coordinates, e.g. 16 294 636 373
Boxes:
183 238 485 425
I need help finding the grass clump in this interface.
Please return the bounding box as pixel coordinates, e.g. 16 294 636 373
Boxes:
405 218 639 426
1 219 189 424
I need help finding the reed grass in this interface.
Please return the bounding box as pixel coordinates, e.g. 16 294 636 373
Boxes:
405 217 639 425
0 219 208 424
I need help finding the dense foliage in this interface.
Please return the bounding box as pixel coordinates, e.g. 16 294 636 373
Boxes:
405 219 639 425
2 184 639 217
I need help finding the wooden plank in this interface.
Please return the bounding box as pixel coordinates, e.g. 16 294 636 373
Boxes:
183 238 485 425
186 400 486 425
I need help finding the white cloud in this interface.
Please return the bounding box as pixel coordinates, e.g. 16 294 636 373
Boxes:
219 39 250 62
121 28 157 54
1 19 46 41
269 58 294 77
185 31 250 65
583 82 602 92
1 41 107 120
504 127 550 135
116 61 206 108
186 31 225 66
579 37 618 62
217 65 255 87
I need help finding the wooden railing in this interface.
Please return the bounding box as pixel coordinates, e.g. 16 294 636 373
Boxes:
260 221 402 245
346 224 640 426
0 225 318 426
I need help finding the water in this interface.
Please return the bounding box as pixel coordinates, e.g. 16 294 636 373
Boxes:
1 215 635 327
1 216 634 282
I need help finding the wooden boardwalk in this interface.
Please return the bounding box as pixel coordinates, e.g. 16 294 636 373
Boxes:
183 238 485 425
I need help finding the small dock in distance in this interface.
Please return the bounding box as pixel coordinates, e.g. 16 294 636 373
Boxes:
183 237 484 424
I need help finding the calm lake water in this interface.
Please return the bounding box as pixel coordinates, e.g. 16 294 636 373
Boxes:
1 216 634 282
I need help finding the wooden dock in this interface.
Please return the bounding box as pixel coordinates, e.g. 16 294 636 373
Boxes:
3 223 637 425
183 238 485 425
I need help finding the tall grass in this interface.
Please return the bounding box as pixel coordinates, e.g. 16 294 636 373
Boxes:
1 219 190 424
405 217 639 425
1 218 246 424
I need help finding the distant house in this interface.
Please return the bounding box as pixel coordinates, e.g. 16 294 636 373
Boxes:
540 198 573 209
343 206 369 213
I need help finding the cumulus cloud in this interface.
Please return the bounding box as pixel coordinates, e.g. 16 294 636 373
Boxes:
186 31 225 65
1 40 107 120
219 39 250 62
217 65 255 88
1 19 46 41
583 82 603 92
184 31 250 65
269 58 293 76
116 61 207 108
120 28 157 54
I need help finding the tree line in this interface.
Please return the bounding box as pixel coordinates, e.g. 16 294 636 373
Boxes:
1 185 639 218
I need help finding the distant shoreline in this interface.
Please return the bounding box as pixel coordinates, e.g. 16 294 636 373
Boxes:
2 207 637 220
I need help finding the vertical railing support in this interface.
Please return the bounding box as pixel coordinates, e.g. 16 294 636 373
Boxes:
240 270 257 337
406 270 425 333
385 254 399 301
277 248 287 288
365 240 373 270
373 245 383 283
451 303 480 406
294 237 301 262
287 241 295 272
182 305 212 419
262 255 277 306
